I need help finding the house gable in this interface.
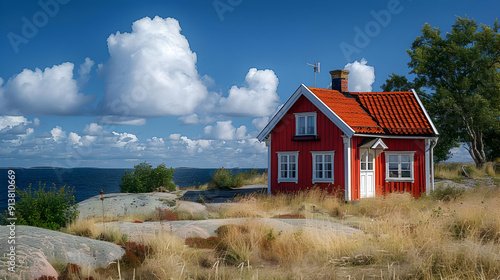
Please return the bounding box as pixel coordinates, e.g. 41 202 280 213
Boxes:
257 84 355 142
268 94 346 193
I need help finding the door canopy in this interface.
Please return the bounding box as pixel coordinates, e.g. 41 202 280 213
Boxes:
358 137 388 158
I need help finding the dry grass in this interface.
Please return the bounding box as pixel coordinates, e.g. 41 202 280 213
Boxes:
218 187 343 219
435 162 499 180
59 183 500 279
182 182 209 191
240 171 268 185
183 170 267 191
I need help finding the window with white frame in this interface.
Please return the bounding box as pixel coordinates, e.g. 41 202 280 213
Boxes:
295 112 317 136
385 152 415 182
277 152 299 183
311 151 335 183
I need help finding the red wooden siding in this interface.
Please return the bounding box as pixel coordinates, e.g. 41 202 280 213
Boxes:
270 95 345 194
351 136 426 200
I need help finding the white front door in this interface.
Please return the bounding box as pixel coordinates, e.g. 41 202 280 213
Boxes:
360 149 375 198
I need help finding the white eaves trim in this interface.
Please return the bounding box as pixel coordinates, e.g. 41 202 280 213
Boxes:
411 89 439 136
257 84 356 141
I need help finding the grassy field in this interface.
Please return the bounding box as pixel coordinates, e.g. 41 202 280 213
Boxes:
58 164 500 279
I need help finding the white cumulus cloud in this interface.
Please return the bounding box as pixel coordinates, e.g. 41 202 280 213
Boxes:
0 116 30 131
1 62 93 115
344 58 375 92
204 120 248 140
112 131 139 148
102 16 208 117
68 132 83 146
169 133 181 141
78 57 95 87
83 123 104 136
252 117 269 131
50 126 66 143
219 68 279 117
178 113 215 125
97 116 147 126
179 136 212 154
147 137 165 147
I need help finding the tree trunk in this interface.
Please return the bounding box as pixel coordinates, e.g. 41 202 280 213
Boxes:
464 120 487 168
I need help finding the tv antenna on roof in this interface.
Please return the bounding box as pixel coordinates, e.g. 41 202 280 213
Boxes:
305 61 320 87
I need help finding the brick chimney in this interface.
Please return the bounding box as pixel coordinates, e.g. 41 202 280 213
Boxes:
330 69 350 92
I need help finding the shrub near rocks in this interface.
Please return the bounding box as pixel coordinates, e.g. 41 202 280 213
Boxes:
208 168 243 189
13 183 78 230
120 162 176 193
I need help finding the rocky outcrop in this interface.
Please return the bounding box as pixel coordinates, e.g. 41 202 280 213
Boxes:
77 192 178 220
98 218 364 242
0 226 124 279
176 200 209 220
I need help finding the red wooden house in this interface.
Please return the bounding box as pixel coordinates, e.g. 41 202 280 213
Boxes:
257 69 439 201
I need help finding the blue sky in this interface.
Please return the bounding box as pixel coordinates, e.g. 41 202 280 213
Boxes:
0 0 497 168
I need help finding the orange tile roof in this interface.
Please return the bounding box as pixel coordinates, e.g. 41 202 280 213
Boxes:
308 88 384 134
308 88 434 135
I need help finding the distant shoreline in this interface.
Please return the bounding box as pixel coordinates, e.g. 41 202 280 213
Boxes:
0 166 267 170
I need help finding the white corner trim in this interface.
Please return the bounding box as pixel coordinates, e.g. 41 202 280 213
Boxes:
266 136 271 195
342 135 352 201
425 139 431 195
411 89 439 135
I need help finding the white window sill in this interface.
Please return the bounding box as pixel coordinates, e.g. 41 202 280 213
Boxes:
312 179 334 184
385 178 414 183
278 179 298 183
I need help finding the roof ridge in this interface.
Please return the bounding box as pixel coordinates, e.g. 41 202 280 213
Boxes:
350 91 413 95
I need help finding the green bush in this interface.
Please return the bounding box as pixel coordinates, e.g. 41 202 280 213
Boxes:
208 168 243 190
15 183 78 230
120 162 176 193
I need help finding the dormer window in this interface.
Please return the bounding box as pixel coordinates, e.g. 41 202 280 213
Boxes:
295 112 317 136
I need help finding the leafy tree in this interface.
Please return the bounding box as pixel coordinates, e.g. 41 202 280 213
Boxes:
383 17 500 166
120 162 176 193
13 183 78 230
381 74 415 92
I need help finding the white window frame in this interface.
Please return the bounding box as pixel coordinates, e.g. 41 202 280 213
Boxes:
294 112 317 136
385 151 415 182
277 151 299 183
311 151 335 183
